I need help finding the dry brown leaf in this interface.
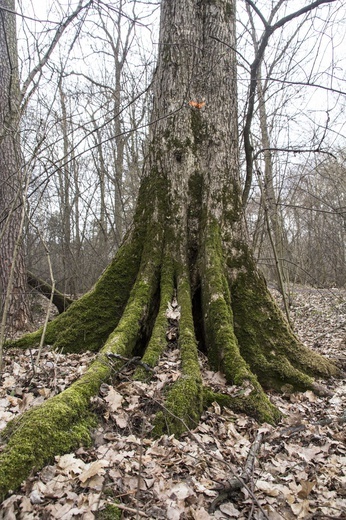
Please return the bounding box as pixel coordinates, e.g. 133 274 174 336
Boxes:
166 503 181 520
290 500 310 519
256 480 280 497
79 460 109 483
115 411 129 428
297 479 316 498
304 390 318 402
219 501 241 517
169 482 195 501
190 506 212 519
104 387 123 412
56 453 86 474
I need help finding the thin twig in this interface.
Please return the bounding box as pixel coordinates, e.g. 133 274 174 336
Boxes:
108 502 148 517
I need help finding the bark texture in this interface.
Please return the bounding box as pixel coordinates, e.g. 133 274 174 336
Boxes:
0 0 30 331
0 0 339 500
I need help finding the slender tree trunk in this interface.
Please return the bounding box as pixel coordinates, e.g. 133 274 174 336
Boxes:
0 0 340 500
58 79 76 297
0 0 30 332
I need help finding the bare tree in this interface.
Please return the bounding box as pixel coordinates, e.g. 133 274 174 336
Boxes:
25 0 153 294
0 0 93 334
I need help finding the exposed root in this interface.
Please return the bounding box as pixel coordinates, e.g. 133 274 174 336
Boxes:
0 245 161 500
6 236 144 353
134 254 175 379
153 265 203 436
230 242 340 390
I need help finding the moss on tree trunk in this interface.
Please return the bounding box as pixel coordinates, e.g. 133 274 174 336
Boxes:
0 0 340 501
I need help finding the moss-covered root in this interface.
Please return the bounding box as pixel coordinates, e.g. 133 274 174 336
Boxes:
5 234 143 353
5 174 163 354
200 218 280 424
154 267 204 437
134 255 175 380
229 242 340 391
0 254 161 500
203 387 281 424
0 382 97 501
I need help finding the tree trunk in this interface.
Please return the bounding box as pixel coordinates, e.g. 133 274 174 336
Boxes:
0 0 31 333
0 0 339 500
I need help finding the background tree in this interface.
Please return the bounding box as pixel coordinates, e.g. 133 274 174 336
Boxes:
0 0 94 341
237 0 346 294
25 0 152 295
0 0 340 498
0 0 31 334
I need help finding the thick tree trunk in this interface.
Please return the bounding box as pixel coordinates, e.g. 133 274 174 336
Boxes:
0 0 339 500
0 0 31 332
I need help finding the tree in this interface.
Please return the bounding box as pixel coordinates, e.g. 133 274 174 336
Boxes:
0 0 339 499
0 0 31 334
0 0 94 340
25 1 150 295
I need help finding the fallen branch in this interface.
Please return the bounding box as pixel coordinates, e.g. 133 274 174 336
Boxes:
105 353 155 374
27 271 73 314
209 432 263 513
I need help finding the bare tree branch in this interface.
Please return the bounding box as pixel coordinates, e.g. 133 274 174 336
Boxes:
253 146 337 161
242 0 338 207
20 0 93 107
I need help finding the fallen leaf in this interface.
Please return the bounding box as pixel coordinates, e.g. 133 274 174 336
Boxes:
104 387 123 412
115 411 128 428
290 500 310 519
170 482 195 501
219 502 241 517
256 480 280 497
298 479 316 499
56 453 86 475
79 460 109 484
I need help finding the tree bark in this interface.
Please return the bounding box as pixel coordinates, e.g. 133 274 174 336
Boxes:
0 0 339 500
0 0 31 332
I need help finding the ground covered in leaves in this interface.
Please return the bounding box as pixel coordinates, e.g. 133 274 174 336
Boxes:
0 286 345 519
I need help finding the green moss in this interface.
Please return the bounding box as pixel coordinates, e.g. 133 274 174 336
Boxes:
7 227 144 354
135 255 174 380
154 375 203 437
153 265 203 436
228 240 339 390
95 504 122 520
223 1 234 21
201 219 253 384
6 175 166 355
0 339 116 500
203 387 281 424
0 218 165 499
166 135 192 152
195 217 283 424
190 109 208 151
0 388 96 501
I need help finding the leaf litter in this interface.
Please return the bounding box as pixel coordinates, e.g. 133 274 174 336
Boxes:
0 286 345 519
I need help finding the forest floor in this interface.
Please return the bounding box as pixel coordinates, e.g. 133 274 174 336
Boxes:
0 286 345 519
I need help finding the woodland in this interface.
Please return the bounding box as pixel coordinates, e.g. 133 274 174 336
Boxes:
0 0 346 518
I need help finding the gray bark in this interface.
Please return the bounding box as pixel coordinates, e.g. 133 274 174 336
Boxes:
149 0 240 259
0 0 30 331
